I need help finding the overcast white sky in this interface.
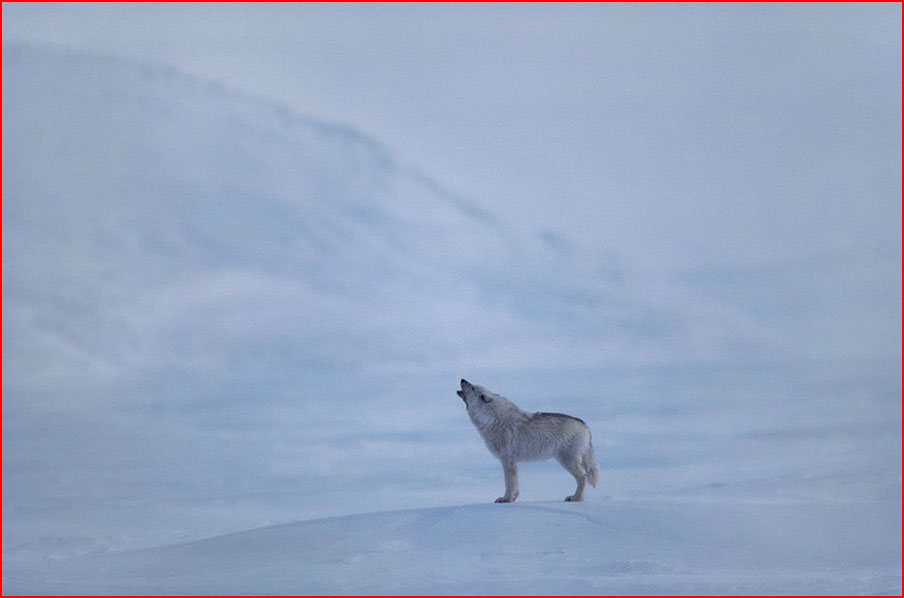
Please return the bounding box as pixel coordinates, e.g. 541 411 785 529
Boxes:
3 2 901 269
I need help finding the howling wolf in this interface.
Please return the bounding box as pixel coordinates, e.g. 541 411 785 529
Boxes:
457 379 600 503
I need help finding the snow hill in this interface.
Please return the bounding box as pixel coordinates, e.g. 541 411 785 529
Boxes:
3 45 901 595
5 501 900 595
3 43 738 396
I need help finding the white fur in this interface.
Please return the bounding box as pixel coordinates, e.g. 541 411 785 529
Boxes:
457 379 601 502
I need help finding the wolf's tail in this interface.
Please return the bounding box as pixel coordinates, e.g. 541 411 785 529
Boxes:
583 438 601 487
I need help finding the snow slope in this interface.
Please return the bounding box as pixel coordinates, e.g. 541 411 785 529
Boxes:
5 501 899 595
3 43 736 393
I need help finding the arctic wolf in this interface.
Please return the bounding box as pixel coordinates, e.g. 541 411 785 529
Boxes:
457 379 600 503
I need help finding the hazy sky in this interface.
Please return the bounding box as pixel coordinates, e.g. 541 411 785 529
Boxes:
4 3 901 269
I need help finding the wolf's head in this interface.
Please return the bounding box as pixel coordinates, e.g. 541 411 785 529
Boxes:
457 379 507 428
457 379 491 404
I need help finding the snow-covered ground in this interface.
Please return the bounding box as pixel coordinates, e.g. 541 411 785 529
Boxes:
3 44 900 594
5 501 900 595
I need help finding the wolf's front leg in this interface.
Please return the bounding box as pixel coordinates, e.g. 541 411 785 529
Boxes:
495 460 519 503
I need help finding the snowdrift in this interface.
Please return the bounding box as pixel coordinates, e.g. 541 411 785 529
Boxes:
4 500 900 595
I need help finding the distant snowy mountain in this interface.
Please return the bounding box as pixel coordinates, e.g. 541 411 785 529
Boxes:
2 44 766 399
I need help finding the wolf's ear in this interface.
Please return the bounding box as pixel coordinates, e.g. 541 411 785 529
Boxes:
480 393 492 403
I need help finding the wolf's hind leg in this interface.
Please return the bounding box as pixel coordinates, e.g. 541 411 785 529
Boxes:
495 461 519 503
558 457 586 502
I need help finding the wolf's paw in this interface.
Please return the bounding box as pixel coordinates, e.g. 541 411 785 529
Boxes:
495 496 515 503
565 495 584 502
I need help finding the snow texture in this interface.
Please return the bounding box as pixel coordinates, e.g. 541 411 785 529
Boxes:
5 501 900 595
